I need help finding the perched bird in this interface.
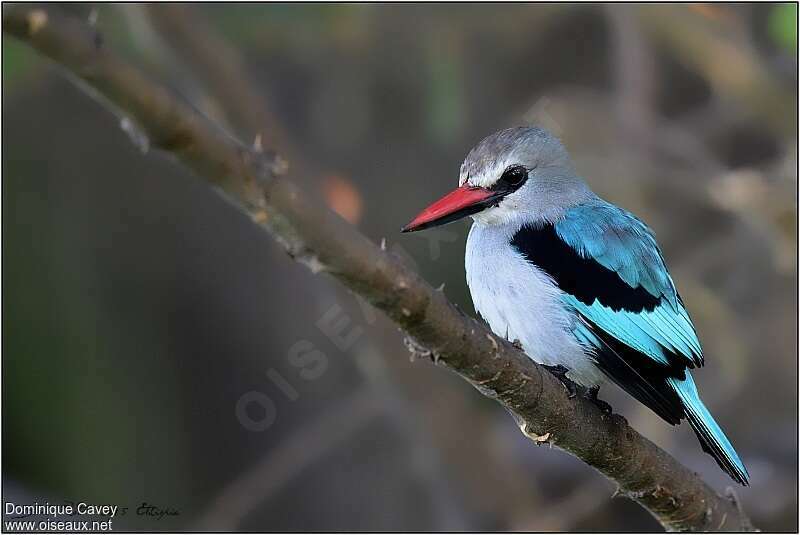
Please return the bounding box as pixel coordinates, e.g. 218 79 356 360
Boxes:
402 126 749 485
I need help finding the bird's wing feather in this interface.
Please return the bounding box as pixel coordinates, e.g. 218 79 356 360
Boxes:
509 201 702 370
521 202 750 485
554 202 703 368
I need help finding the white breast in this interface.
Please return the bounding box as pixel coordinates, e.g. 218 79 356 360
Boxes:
464 222 604 387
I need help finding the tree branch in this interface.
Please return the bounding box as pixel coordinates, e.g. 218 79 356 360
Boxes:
140 4 288 148
3 5 754 531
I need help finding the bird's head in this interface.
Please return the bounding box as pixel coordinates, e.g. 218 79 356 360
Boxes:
402 126 591 232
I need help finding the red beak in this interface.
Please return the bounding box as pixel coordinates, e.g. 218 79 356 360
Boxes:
401 185 498 232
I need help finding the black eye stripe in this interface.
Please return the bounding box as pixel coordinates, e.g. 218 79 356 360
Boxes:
492 165 529 193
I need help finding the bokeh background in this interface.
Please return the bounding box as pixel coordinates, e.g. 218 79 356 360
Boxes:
3 3 797 531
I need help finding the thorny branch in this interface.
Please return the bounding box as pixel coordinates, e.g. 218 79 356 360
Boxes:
3 5 755 531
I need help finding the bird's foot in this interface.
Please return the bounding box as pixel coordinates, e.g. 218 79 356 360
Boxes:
542 364 578 399
585 385 612 415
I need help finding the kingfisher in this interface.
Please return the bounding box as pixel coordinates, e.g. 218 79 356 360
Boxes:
402 126 749 485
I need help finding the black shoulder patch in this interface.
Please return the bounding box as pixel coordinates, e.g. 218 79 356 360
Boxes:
510 223 659 312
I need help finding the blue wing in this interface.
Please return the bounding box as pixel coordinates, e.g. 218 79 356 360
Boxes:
509 199 749 485
554 202 703 369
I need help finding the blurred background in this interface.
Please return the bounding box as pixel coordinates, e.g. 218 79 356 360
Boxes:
2 3 797 531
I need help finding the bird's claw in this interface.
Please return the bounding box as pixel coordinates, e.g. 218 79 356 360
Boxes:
585 385 613 415
542 366 612 412
543 364 578 399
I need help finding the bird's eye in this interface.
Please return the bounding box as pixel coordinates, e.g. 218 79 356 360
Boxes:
499 165 528 187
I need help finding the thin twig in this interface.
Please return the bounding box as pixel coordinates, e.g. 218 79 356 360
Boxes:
196 389 382 530
637 5 795 137
141 4 291 155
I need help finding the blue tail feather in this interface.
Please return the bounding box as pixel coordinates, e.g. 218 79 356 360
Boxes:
668 374 750 485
